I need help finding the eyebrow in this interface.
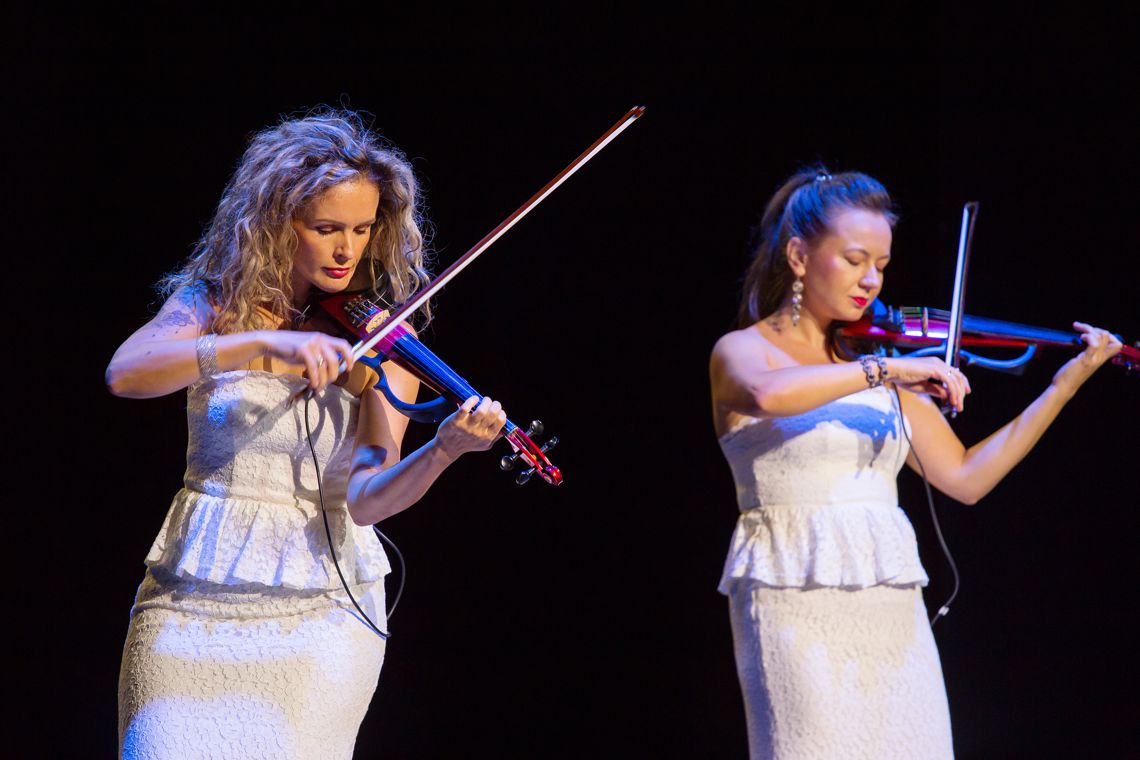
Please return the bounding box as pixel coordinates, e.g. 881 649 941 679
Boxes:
311 217 378 227
842 246 891 260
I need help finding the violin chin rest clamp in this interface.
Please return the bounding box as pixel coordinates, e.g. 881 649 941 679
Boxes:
902 343 1036 376
361 356 455 424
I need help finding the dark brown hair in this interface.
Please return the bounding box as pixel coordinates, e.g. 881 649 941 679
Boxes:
738 166 897 357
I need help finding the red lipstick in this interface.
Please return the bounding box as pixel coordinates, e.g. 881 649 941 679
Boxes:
851 296 868 308
323 267 351 279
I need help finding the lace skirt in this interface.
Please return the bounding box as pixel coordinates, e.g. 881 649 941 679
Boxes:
118 567 387 760
728 583 953 760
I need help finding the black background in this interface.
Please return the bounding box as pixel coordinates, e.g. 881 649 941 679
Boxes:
29 4 1139 758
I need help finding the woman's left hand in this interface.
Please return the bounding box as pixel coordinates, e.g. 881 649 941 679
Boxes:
434 395 507 460
1051 322 1123 397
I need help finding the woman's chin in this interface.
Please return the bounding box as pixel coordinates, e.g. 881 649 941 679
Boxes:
314 277 353 294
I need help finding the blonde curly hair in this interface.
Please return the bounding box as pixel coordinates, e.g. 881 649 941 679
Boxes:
161 108 432 334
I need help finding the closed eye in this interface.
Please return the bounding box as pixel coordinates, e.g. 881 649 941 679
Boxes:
314 222 375 236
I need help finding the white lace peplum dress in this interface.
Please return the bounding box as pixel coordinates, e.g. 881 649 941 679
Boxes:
118 372 391 760
718 385 953 760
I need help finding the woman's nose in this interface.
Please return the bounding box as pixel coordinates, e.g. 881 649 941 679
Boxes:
334 234 354 260
860 268 881 289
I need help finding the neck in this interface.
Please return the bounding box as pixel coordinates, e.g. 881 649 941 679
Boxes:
290 273 312 312
768 297 830 347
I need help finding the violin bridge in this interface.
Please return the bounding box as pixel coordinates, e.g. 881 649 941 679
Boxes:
343 295 390 333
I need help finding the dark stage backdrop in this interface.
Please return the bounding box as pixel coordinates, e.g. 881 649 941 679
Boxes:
40 5 1139 758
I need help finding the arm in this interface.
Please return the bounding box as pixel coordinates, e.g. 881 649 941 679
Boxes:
105 286 356 398
711 331 867 419
346 382 507 526
710 329 969 420
898 323 1122 505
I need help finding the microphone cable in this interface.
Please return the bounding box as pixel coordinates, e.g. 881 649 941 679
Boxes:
304 394 406 640
891 385 961 628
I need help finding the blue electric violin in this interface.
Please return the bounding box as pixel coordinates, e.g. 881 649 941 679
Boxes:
308 106 647 485
315 291 563 486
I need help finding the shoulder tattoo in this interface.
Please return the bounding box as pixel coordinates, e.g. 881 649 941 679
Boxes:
154 309 195 330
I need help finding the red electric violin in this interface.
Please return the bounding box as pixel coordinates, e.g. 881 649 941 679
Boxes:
311 106 647 485
840 300 1139 375
840 201 1137 386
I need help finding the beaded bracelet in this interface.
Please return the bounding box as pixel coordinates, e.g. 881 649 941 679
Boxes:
196 333 218 379
858 354 888 388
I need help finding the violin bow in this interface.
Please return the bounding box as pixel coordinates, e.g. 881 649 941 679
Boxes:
944 202 979 373
942 202 980 416
337 105 646 371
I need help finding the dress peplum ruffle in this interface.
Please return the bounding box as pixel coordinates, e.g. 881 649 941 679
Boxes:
718 385 929 592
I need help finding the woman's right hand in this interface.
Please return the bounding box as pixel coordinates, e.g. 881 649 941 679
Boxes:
435 395 507 460
260 330 357 391
886 356 972 413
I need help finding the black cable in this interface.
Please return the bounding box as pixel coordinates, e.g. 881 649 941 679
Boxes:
303 394 405 639
373 525 406 619
891 386 961 628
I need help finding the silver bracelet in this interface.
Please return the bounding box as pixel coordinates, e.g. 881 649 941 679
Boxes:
196 333 219 379
858 354 887 388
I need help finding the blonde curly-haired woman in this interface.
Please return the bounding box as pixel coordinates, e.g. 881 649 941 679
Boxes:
109 110 507 759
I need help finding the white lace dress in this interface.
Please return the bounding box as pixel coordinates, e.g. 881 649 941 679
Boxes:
718 385 953 760
118 372 391 760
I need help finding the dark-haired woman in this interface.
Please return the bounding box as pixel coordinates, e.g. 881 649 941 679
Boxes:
108 110 507 759
709 168 1121 759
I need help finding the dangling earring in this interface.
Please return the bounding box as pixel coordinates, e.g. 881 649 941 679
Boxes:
791 278 804 327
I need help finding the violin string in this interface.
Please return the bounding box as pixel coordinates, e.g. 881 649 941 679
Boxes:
303 394 406 639
393 338 520 433
364 317 519 435
891 385 961 628
372 328 531 464
395 337 477 397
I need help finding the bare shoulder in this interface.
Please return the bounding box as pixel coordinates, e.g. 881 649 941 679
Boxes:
711 324 774 369
710 325 777 435
121 284 216 346
150 284 215 333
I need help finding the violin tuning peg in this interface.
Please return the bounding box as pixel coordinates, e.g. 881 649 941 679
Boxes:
500 452 522 471
525 420 544 437
515 468 535 485
540 436 559 454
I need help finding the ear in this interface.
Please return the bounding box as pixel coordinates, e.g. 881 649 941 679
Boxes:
786 236 809 278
